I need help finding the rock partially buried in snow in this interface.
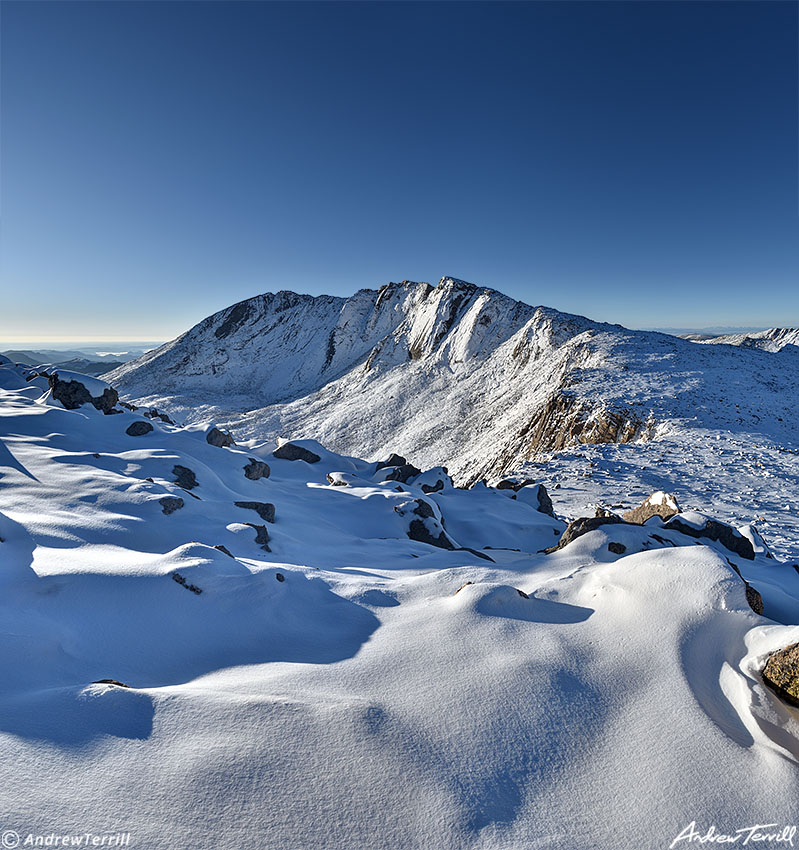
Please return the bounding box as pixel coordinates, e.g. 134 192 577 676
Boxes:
125 421 154 437
206 427 235 447
243 522 271 551
623 491 680 524
762 643 799 707
662 512 755 560
395 499 455 550
159 496 184 515
542 514 623 554
273 442 321 464
234 501 276 523
49 374 119 415
173 465 198 491
244 458 270 480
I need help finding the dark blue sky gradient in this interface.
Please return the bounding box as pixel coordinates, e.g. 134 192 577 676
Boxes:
2 1 797 340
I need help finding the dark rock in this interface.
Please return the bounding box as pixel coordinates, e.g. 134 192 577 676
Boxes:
92 679 130 688
542 515 624 554
421 480 445 494
214 544 235 558
326 473 348 486
244 458 270 480
408 519 454 549
159 496 184 515
395 498 454 550
455 581 474 594
119 401 137 411
243 522 271 551
496 478 536 492
273 442 321 464
608 542 627 555
516 588 530 599
762 643 799 706
745 583 764 615
206 427 235 448
172 465 198 490
234 500 275 523
376 453 407 470
48 374 119 415
663 515 755 560
275 572 285 582
172 572 202 594
144 408 175 425
384 463 423 484
623 492 680 524
126 421 154 437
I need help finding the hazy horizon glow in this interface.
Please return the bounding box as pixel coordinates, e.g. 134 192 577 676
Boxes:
2 1 797 338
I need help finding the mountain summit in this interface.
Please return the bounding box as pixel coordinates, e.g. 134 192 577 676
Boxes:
107 277 799 483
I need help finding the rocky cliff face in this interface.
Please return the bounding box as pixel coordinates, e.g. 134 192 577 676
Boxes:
107 277 799 483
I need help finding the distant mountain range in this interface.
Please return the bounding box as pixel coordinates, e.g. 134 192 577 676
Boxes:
106 277 799 483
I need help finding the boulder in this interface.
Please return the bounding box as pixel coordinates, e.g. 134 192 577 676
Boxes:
126 421 154 437
762 643 799 707
144 408 174 424
495 477 536 492
243 522 271 551
273 442 321 464
662 513 755 560
376 453 407 470
49 374 119 414
244 458 270 480
394 499 454 550
159 496 184 515
234 501 275 523
623 491 680 524
172 465 198 490
383 464 423 484
608 542 626 555
214 544 235 558
206 427 235 448
542 514 624 554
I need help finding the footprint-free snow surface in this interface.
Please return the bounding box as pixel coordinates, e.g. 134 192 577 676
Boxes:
2 363 799 850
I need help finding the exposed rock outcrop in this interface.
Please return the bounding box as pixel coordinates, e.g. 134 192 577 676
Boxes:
49 375 119 415
234 501 275 523
273 442 321 464
244 458 270 480
662 513 755 560
762 643 799 706
159 496 184 515
542 514 624 554
206 427 235 448
126 421 154 437
623 492 680 524
173 465 198 491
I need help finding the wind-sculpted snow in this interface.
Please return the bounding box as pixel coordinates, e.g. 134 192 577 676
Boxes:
2 364 799 849
106 277 799 486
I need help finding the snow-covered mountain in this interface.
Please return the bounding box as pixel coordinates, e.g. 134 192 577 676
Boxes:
107 277 799 484
698 327 799 352
3 361 799 849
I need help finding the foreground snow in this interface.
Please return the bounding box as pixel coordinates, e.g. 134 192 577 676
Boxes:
1 365 799 849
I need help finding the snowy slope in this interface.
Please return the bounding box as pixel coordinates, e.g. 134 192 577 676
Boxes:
3 365 799 849
107 278 799 485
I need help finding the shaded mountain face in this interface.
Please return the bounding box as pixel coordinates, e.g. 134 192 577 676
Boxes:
107 277 799 484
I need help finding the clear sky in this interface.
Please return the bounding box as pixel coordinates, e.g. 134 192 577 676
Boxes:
1 0 797 342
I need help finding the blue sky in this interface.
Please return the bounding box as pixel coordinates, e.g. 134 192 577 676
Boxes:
1 1 797 341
